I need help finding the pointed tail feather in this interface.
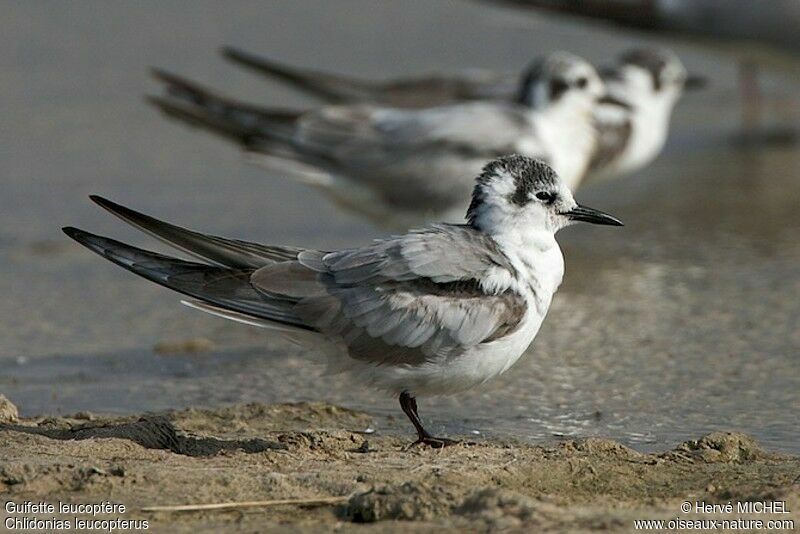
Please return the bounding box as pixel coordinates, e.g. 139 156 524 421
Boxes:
221 46 378 103
148 67 301 148
62 226 313 332
88 195 305 268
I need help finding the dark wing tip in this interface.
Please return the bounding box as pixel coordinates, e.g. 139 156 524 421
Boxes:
143 94 169 109
220 46 262 66
89 194 110 206
62 226 86 241
220 45 241 59
90 194 140 221
62 226 106 254
89 194 121 213
149 66 176 83
148 67 204 92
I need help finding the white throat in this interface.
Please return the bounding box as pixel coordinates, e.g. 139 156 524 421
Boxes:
474 209 566 310
609 83 677 175
530 102 597 190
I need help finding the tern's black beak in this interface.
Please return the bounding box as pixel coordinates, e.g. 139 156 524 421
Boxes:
563 204 624 226
684 73 708 91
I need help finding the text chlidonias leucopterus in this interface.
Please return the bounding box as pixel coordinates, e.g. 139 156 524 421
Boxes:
223 45 703 185
63 155 623 447
148 52 604 228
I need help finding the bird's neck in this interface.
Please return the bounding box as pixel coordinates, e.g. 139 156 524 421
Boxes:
609 86 676 173
479 221 565 303
533 103 597 189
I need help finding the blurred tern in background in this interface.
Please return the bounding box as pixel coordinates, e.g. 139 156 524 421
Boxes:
63 155 623 447
224 45 702 184
223 45 521 108
484 0 800 71
485 0 800 140
589 47 704 182
148 52 604 228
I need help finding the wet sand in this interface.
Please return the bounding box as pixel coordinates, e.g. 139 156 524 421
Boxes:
1 398 798 532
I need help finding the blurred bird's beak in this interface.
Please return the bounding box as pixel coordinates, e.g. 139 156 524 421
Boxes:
597 94 633 109
684 73 708 90
564 204 624 226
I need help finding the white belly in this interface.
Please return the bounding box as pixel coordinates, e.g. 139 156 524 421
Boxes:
355 302 547 397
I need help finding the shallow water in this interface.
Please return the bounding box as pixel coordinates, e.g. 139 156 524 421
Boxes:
1 1 798 453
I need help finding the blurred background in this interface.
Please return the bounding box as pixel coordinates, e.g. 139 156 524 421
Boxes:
1 1 798 452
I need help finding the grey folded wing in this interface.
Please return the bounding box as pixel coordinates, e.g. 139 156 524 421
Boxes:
589 102 633 174
253 224 526 366
222 46 519 107
68 198 527 368
293 102 534 160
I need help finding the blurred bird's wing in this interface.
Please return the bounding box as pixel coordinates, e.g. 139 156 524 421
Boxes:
148 69 534 160
222 46 519 107
147 72 540 218
222 46 384 104
588 97 633 177
147 68 307 158
293 102 537 162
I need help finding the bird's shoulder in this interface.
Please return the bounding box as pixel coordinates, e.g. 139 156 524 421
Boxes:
591 100 634 172
316 223 519 287
249 225 529 364
301 225 527 362
294 101 529 161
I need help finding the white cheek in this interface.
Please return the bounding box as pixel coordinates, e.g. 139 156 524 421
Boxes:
517 204 550 230
487 170 517 196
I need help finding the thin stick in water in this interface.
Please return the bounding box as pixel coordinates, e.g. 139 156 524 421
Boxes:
142 496 348 513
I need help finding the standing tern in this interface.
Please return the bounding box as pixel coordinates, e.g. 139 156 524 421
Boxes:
62 155 623 447
148 52 604 228
588 47 704 182
223 45 702 183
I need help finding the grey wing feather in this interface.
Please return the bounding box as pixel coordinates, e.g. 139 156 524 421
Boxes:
222 46 520 107
321 224 516 284
148 71 529 217
63 227 312 330
294 102 530 160
253 225 525 366
222 46 382 104
148 68 305 154
68 207 525 368
89 195 305 268
589 103 633 174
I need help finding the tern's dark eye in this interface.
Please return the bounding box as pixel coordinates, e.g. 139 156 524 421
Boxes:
549 78 569 101
535 191 556 203
575 76 588 89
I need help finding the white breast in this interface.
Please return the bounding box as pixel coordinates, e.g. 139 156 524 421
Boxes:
528 107 597 190
362 234 564 397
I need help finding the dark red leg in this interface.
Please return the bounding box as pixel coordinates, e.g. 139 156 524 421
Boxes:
399 391 458 448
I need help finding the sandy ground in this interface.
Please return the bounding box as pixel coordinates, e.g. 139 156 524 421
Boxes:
1 397 797 532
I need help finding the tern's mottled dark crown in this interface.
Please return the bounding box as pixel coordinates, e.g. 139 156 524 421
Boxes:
515 51 587 107
467 155 558 225
618 48 674 90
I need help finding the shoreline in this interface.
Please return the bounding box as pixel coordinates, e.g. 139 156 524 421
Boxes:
1 399 797 531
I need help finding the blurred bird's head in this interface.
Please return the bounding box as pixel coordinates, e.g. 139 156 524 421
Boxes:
608 47 705 107
516 52 605 115
467 155 622 236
